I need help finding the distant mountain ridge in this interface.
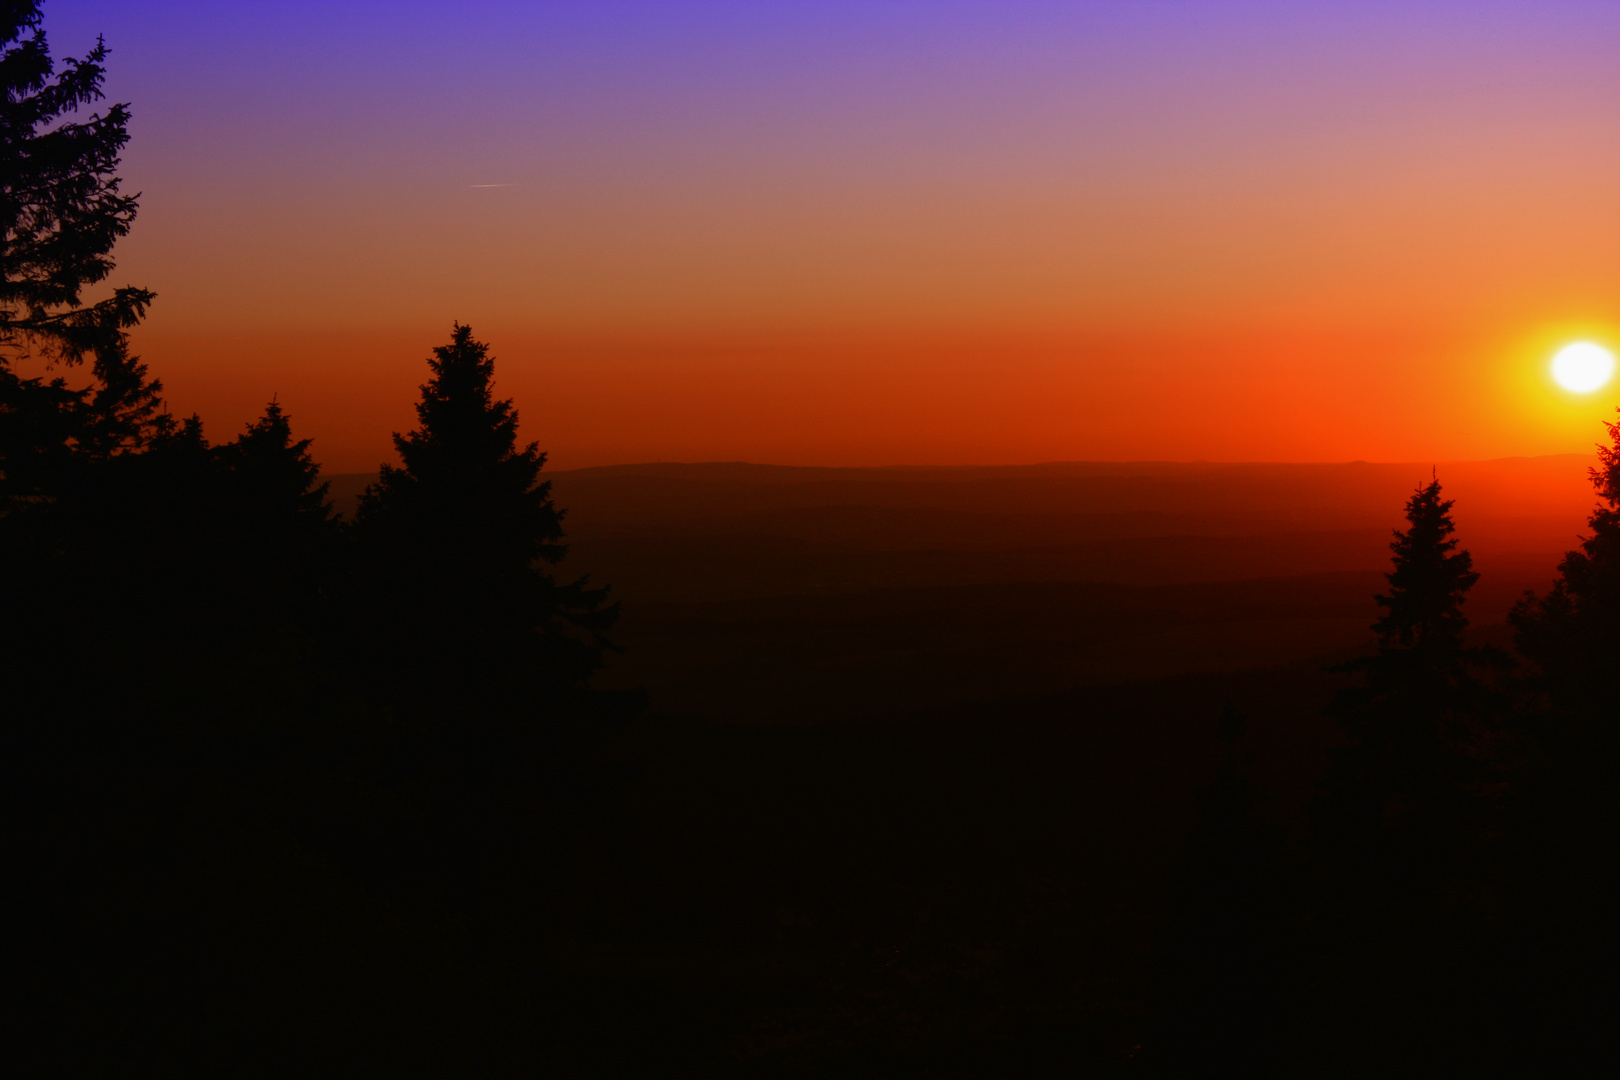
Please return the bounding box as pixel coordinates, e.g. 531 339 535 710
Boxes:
320 456 1592 719
327 453 1591 514
324 455 1592 574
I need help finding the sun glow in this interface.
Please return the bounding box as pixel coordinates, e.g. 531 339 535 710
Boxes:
1551 342 1615 393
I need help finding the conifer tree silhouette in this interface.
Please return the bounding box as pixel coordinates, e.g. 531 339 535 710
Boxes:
3 0 164 778
0 1 159 506
356 324 615 706
1309 476 1503 1071
1503 408 1620 1066
1324 478 1486 841
3 9 445 1070
349 324 622 944
219 400 332 531
1512 406 1620 724
216 400 336 619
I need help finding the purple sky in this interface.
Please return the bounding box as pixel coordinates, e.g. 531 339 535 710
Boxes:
36 1 1620 468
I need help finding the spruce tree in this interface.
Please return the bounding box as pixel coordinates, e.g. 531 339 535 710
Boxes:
3 11 421 1068
1372 478 1480 650
207 401 339 641
1503 408 1620 1066
1326 478 1484 833
355 323 616 718
350 324 620 938
1512 406 1620 721
219 401 331 527
218 401 334 570
3 0 163 761
0 1 159 506
1308 477 1502 1071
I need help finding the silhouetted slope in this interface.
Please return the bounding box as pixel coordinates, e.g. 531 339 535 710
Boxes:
595 573 1379 722
548 457 1591 541
327 455 1592 533
542 657 1348 1073
571 529 1392 602
325 457 1584 599
326 457 1577 724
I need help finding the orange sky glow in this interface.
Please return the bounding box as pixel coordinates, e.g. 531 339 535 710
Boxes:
46 1 1620 472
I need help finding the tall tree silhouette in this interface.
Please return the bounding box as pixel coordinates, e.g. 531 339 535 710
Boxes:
357 324 615 705
219 399 332 532
1512 406 1620 725
215 400 337 625
1308 476 1503 1072
1505 408 1620 1067
4 0 162 844
1323 478 1487 841
4 9 467 1069
349 319 621 904
349 324 622 956
0 0 159 506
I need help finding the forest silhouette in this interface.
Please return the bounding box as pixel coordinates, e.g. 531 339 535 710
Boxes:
5 4 1616 1074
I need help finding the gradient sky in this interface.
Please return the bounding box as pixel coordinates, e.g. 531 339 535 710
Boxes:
40 1 1620 471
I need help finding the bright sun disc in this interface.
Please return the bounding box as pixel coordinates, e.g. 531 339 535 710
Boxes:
1551 342 1615 393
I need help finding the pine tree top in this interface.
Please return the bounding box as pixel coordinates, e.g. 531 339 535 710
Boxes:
393 323 537 491
1373 477 1478 651
1591 407 1619 518
1556 408 1620 614
359 323 564 570
219 400 332 528
0 1 163 488
354 323 617 696
1 0 152 364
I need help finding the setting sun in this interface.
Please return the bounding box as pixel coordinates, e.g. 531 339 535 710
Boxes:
1551 342 1616 393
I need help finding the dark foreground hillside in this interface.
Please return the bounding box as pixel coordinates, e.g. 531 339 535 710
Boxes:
327 458 1579 1071
543 659 1348 1074
329 455 1578 716
328 457 1587 608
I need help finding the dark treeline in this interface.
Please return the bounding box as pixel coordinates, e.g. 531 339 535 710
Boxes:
6 5 1616 1074
5 7 622 1069
1150 452 1619 1076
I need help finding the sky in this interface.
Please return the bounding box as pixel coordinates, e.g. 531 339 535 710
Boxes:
40 1 1620 471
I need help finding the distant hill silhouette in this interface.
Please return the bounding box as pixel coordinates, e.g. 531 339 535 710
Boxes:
329 456 1592 544
324 456 1580 723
